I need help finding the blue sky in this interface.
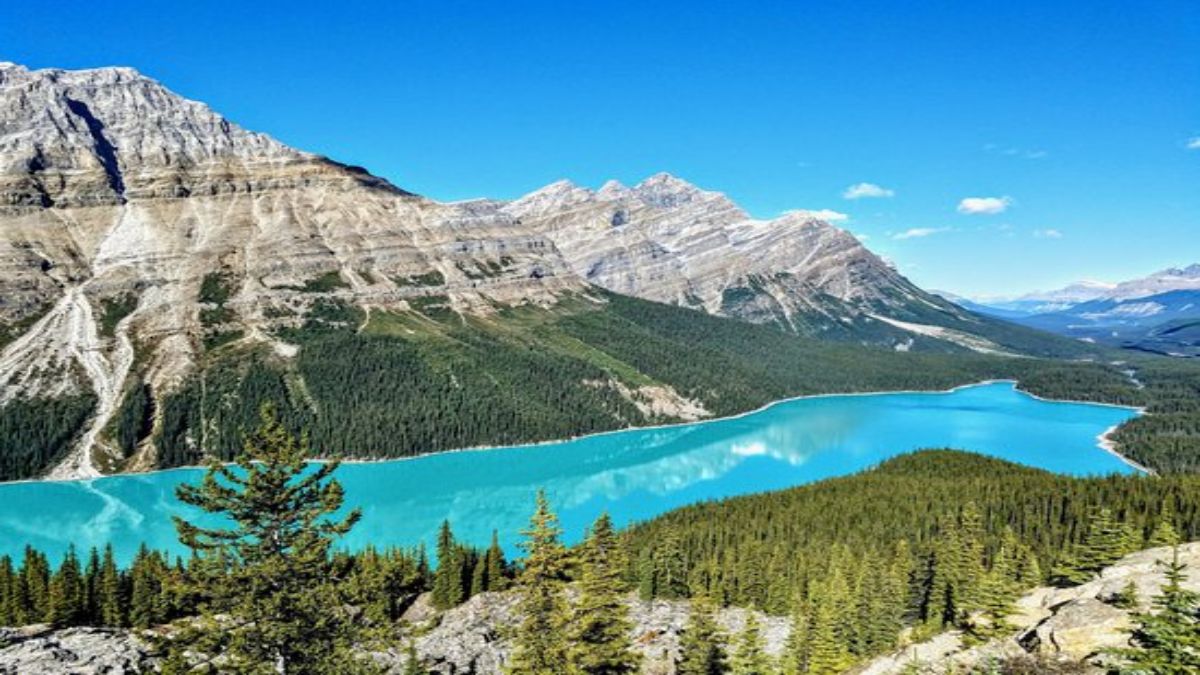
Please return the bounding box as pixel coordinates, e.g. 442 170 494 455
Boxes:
4 1 1197 297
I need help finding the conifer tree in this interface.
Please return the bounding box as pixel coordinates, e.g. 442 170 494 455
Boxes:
569 513 639 675
129 546 167 628
168 404 369 673
1110 580 1138 609
637 547 656 601
19 546 49 624
1077 507 1135 573
47 545 84 627
653 531 690 600
432 520 465 609
804 583 853 675
1112 547 1200 672
507 490 572 675
1015 546 1042 586
83 547 101 625
485 530 508 591
0 555 15 626
416 543 431 589
1149 503 1182 548
98 544 124 627
677 595 729 675
470 555 487 597
730 613 773 675
781 605 809 675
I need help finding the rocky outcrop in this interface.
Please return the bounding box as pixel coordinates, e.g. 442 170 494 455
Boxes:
0 593 790 675
0 625 154 674
400 591 788 674
856 542 1200 674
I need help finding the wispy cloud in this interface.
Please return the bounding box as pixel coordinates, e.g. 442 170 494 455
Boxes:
786 208 849 223
984 143 1048 159
854 233 870 242
957 196 1011 215
1187 137 1200 150
892 227 949 240
1033 228 1063 239
842 182 895 200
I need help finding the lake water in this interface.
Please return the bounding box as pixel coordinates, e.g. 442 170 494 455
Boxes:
0 382 1139 565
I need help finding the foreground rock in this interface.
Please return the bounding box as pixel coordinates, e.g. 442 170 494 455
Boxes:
0 626 154 674
399 592 789 674
855 542 1200 674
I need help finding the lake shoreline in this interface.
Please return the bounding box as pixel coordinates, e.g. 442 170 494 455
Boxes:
20 378 1146 486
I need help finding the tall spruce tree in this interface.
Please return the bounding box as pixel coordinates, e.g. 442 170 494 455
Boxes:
803 583 853 675
1149 503 1183 548
568 513 639 675
677 595 729 675
98 544 124 627
1078 508 1136 573
19 546 49 624
0 556 16 626
47 545 84 627
730 613 773 675
506 490 572 675
652 531 689 600
169 404 371 674
1112 547 1200 672
485 530 509 592
83 547 101 625
432 520 465 609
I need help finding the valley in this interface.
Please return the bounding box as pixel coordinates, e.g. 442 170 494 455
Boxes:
1 57 1199 675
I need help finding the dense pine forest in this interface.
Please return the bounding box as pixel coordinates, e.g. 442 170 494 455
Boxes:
145 292 1200 476
2 289 1200 480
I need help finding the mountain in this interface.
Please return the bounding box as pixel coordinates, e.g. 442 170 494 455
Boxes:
952 266 1200 356
0 63 1092 480
974 265 1200 317
1016 289 1200 356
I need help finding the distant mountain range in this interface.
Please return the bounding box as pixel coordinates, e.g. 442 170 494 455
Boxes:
0 62 1094 479
941 266 1200 356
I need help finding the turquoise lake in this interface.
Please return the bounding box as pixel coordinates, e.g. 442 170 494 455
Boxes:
0 382 1139 565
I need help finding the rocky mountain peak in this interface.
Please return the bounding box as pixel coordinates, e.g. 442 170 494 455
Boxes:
630 171 707 208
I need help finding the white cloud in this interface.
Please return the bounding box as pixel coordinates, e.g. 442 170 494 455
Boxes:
892 227 949 240
842 182 895 200
1187 137 1200 150
957 196 1011 215
786 208 849 223
984 144 1048 159
854 233 870 242
1034 228 1063 239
